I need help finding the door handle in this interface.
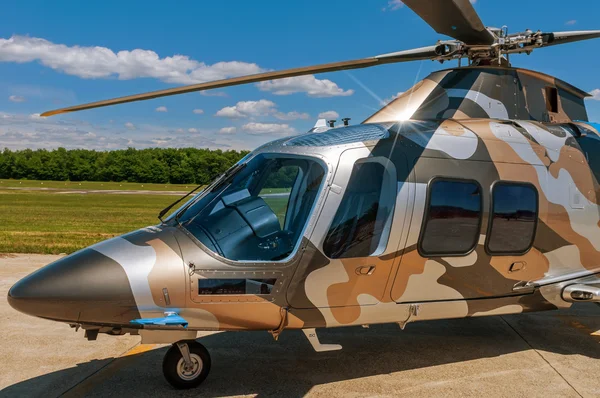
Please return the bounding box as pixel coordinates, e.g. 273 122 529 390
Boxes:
509 261 526 273
355 265 376 276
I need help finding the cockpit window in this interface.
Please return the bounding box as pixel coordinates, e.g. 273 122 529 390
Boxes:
177 154 325 262
259 165 300 228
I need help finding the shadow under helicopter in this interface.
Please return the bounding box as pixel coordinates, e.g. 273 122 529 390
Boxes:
3 304 600 398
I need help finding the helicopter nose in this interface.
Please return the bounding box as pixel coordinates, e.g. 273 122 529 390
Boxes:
7 247 139 324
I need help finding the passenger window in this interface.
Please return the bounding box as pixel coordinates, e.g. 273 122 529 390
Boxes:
487 182 538 255
323 160 395 258
420 179 482 256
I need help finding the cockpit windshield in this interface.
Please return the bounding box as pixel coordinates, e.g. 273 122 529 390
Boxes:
177 154 326 262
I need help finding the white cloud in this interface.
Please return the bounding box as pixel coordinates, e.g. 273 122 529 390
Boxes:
124 122 135 130
216 100 310 121
192 108 204 114
589 89 600 100
566 20 577 26
155 106 168 112
219 127 237 134
0 111 260 150
0 35 263 85
0 112 220 150
0 35 351 97
318 110 339 119
383 0 404 11
242 122 297 136
274 111 310 121
215 107 245 118
257 75 353 97
8 95 26 103
188 128 199 133
215 99 276 118
234 100 276 115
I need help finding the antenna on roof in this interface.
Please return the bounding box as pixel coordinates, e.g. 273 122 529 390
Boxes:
307 119 330 133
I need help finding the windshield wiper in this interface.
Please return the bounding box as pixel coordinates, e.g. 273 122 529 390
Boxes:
158 162 248 223
210 162 247 192
158 184 204 222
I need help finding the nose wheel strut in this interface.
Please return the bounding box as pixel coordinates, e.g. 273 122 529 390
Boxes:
162 340 211 389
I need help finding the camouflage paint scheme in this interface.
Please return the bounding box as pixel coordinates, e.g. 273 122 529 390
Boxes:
8 66 600 340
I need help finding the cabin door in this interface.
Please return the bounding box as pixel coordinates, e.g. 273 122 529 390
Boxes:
287 146 412 316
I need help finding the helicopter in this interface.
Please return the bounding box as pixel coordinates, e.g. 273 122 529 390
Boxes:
8 0 600 390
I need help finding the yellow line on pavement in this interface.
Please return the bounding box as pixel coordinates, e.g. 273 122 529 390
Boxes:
569 321 600 343
122 343 158 356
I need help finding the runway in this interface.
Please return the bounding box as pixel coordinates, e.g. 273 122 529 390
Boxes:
1 254 600 397
2 187 292 197
2 187 190 196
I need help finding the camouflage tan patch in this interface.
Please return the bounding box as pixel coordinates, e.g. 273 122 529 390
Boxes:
327 256 396 324
147 238 186 308
390 248 427 300
471 304 523 317
184 302 284 330
396 259 466 302
489 248 548 282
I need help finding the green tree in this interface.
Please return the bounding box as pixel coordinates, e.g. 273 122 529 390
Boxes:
0 147 248 184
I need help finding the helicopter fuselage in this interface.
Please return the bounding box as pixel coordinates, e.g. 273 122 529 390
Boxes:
9 68 600 340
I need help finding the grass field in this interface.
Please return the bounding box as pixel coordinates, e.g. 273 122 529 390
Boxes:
0 190 175 254
0 179 200 191
0 189 290 254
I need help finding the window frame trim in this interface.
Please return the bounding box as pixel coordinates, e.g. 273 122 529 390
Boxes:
417 176 484 258
484 180 539 256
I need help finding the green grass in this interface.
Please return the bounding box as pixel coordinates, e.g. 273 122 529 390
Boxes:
0 191 174 254
261 196 290 227
0 179 200 191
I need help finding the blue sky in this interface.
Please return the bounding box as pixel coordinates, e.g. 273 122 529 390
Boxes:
1 0 600 151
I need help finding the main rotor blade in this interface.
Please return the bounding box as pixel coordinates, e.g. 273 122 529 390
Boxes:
402 0 495 45
41 46 440 117
542 30 600 47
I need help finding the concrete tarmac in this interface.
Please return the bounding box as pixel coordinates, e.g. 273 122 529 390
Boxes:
1 254 600 397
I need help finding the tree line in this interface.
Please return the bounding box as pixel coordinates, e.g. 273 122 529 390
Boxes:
0 147 250 184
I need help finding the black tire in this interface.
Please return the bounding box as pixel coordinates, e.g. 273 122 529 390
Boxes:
162 340 211 389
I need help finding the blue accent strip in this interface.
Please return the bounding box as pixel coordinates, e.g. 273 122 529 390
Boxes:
130 313 188 328
284 124 389 147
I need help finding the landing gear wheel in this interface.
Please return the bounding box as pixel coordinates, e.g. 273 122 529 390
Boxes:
162 340 211 389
